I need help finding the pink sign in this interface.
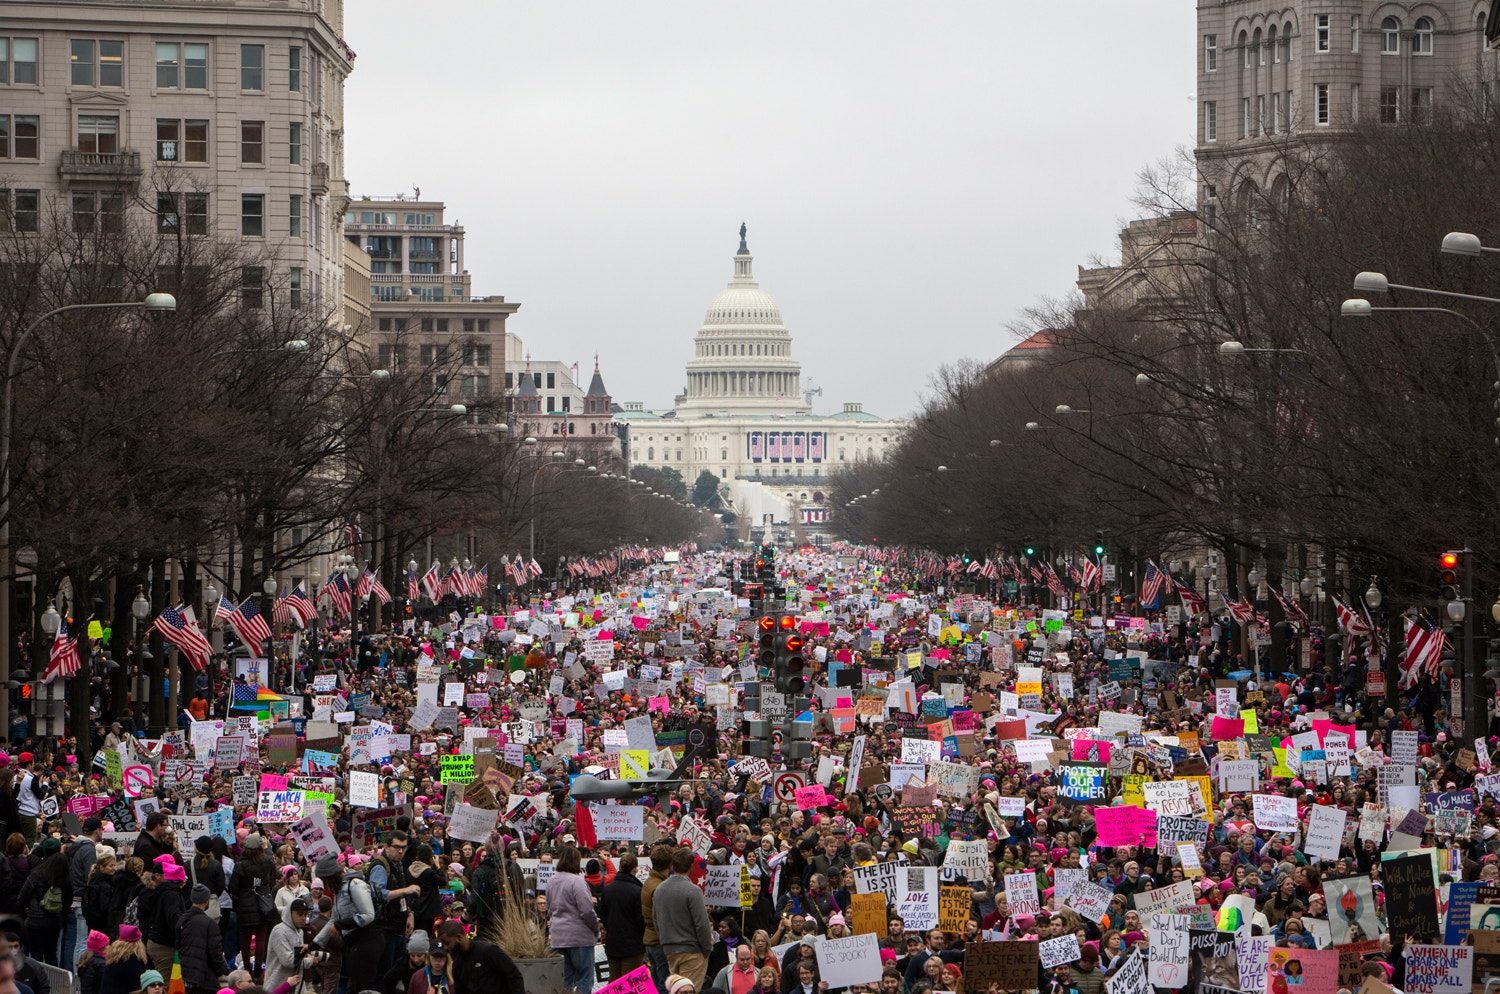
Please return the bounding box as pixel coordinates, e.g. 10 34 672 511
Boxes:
1094 806 1157 848
1311 719 1356 747
1210 716 1246 741
794 785 828 810
259 772 289 793
648 696 670 715
1071 740 1112 763
67 795 111 817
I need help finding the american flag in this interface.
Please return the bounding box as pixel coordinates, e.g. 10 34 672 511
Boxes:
353 570 373 599
406 566 420 603
475 564 489 595
1333 597 1371 637
369 574 391 605
323 571 352 618
275 584 317 628
1399 616 1447 688
1173 576 1208 616
1081 559 1101 592
343 520 362 550
41 620 80 684
1223 594 1256 624
231 681 260 704
217 596 272 650
527 558 542 578
1271 587 1310 630
154 606 211 672
1140 560 1167 610
1044 563 1065 598
420 562 442 602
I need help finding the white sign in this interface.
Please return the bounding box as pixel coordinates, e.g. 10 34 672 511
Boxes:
1105 950 1149 994
1004 871 1040 916
448 803 499 843
1252 793 1298 832
348 770 380 809
942 839 990 882
702 864 742 908
1392 729 1419 765
592 804 645 841
1040 934 1082 970
1146 914 1190 989
814 933 883 989
1303 804 1347 862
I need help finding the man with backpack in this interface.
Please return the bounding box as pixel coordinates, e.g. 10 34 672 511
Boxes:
178 884 229 994
312 852 381 994
366 832 420 976
65 818 103 969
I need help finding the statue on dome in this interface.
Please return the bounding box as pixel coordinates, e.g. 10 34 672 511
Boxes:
738 222 748 253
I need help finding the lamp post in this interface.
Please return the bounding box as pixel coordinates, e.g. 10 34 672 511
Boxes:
0 292 176 737
130 587 150 729
261 576 277 688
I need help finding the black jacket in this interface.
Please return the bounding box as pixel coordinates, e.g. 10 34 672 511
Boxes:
131 831 173 868
449 939 525 994
99 954 148 994
17 855 70 930
146 881 186 947
177 906 229 992
597 874 645 958
228 855 278 927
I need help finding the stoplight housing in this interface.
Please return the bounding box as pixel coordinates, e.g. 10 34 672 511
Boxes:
1094 534 1106 556
757 616 777 669
1440 551 1461 601
776 627 806 694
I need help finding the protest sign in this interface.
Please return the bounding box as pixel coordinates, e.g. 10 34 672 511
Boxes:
1105 950 1149 994
1304 804 1347 862
448 803 499 843
814 934 882 988
848 892 887 939
966 941 1041 992
1403 944 1472 994
592 804 645 841
1004 871 1039 916
1252 793 1298 831
1147 914 1191 988
255 790 304 823
1383 852 1442 941
1040 934 1082 969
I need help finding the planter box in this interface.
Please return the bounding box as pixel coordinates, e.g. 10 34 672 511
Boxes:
514 955 568 994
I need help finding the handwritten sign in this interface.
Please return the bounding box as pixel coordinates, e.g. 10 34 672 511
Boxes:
440 754 475 784
255 790 304 823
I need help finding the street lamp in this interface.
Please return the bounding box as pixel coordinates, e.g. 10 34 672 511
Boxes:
40 603 59 636
0 291 177 735
1219 341 1308 356
1353 271 1500 306
1341 298 1485 330
132 587 150 623
1490 594 1500 624
1365 578 1382 609
262 577 277 596
1247 566 1261 588
1135 373 1155 387
1299 576 1315 598
1441 232 1500 257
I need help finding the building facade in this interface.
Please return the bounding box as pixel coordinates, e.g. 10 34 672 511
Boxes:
1195 1 1498 214
0 0 354 309
344 194 512 417
620 228 904 534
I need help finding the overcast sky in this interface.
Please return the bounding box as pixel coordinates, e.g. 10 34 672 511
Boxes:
344 2 1194 419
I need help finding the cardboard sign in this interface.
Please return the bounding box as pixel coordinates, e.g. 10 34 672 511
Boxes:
938 884 971 931
848 892 887 939
440 755 475 784
255 790 304 823
966 940 1040 992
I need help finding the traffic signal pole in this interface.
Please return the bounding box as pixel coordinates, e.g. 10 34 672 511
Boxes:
1464 545 1487 740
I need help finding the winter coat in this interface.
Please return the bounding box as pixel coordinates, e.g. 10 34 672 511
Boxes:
145 881 185 947
264 901 308 994
544 870 599 950
597 873 644 959
83 868 139 935
77 956 103 994
177 906 229 993
99 954 150 994
228 854 278 927
17 854 71 931
640 866 669 948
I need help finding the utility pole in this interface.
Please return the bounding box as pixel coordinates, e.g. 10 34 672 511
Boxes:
1464 546 1486 740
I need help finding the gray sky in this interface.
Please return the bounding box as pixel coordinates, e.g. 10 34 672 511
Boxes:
344 2 1193 419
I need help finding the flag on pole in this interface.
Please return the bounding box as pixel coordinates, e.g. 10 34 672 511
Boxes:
1398 616 1446 688
41 620 80 684
154 606 212 672
406 566 420 603
1173 576 1208 616
277 584 316 628
218 596 272 650
1333 597 1371 637
420 562 442 602
323 572 352 618
369 574 391 605
1139 560 1166 610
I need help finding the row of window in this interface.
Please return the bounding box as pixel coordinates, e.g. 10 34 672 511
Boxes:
1207 16 1438 72
347 211 438 227
0 187 309 240
1205 83 1434 139
373 284 465 303
374 344 493 368
0 113 308 168
0 36 306 94
375 316 494 335
697 341 789 357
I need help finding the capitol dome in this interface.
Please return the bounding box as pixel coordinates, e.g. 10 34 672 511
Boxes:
676 225 811 417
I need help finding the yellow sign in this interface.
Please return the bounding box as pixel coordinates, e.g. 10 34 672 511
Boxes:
1239 709 1259 734
739 865 754 908
1175 775 1214 821
906 651 922 670
849 892 888 937
1015 681 1043 697
86 620 104 640
619 749 651 780
1270 747 1295 779
1122 773 1146 808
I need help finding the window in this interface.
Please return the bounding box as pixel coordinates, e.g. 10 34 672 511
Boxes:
1240 31 1251 68
1382 17 1400 54
420 344 450 365
0 189 39 232
1204 101 1217 141
1352 83 1361 121
289 194 302 236
1413 17 1433 55
1270 92 1280 133
1270 26 1279 63
1284 21 1294 61
1411 86 1433 122
478 319 490 332
1254 29 1264 65
547 373 555 389
77 115 119 154
184 193 207 235
1315 14 1330 51
1315 83 1330 124
289 46 302 91
288 122 302 164
1256 95 1265 134
241 193 264 236
156 119 208 162
71 191 123 234
289 267 304 308
156 42 208 88
1381 85 1400 123
463 344 491 366
0 115 39 158
1284 90 1292 130
0 39 39 85
156 192 178 232
377 344 406 370
241 266 264 309
71 40 123 87
241 121 264 163
241 44 264 90
1242 97 1251 138
1351 15 1361 52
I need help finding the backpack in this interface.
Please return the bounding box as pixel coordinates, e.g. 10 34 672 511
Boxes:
188 859 220 922
39 885 63 914
82 879 111 930
121 893 140 928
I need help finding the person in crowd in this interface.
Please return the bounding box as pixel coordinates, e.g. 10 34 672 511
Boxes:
544 845 599 994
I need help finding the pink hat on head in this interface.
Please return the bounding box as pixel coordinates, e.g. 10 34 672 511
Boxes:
162 863 187 883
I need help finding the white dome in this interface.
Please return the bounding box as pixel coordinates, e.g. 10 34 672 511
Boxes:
704 285 783 327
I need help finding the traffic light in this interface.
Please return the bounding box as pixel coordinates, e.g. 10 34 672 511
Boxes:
757 615 777 670
1024 545 1036 557
1440 551 1461 601
776 623 806 695
1094 534 1106 556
